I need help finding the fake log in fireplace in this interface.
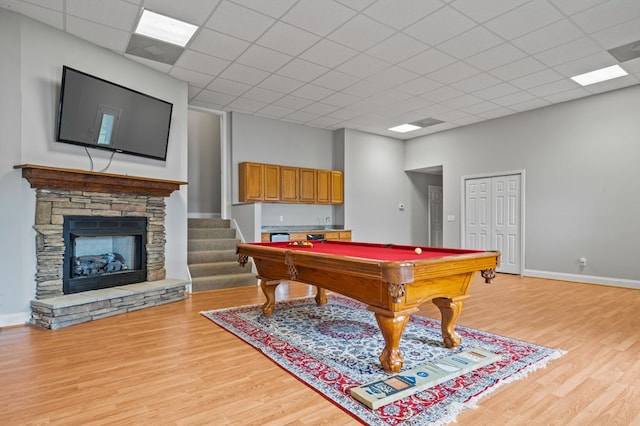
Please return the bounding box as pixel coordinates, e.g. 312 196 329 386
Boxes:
63 216 147 294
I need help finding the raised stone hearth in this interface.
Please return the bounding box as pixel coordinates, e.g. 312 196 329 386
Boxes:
16 164 188 329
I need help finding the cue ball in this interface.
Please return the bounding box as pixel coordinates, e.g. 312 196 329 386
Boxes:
414 247 422 254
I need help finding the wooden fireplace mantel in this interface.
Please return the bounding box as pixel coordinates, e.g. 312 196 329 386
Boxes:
14 164 187 197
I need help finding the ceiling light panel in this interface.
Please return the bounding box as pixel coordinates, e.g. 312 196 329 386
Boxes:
571 65 628 86
135 10 198 47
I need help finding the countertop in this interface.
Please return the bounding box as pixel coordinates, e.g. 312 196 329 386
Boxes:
262 225 346 233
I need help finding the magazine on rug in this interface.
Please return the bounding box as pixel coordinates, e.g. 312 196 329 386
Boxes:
350 348 501 409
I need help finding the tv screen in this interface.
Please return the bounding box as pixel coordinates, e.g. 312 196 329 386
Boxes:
56 66 173 161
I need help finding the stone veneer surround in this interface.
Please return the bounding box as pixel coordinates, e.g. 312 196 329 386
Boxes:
33 188 167 298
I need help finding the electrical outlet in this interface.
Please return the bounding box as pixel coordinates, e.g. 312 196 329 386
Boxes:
579 257 587 267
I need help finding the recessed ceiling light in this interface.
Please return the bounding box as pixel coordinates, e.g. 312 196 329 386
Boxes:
570 65 628 86
388 124 421 133
135 9 198 47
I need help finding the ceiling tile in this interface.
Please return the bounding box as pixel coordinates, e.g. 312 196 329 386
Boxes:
472 82 520 100
570 0 640 33
66 16 130 52
451 72 502 92
206 77 251 96
256 21 321 56
66 0 138 31
366 32 429 64
204 1 275 42
512 19 584 55
437 26 504 59
227 97 268 113
485 0 564 40
258 74 305 94
491 90 537 107
235 44 293 73
299 39 359 68
192 88 236 106
534 36 602 67
396 76 443 95
301 102 339 115
336 53 389 78
363 0 442 30
241 86 285 103
327 14 395 51
277 58 329 82
175 50 230 75
189 29 250 61
281 0 356 36
450 0 529 23
404 6 476 46
312 70 360 91
464 43 527 71
142 0 219 25
219 62 269 85
256 104 297 118
428 61 481 84
548 0 608 16
488 56 547 80
399 49 457 74
291 84 334 101
421 85 466 103
591 16 640 49
5 0 63 29
271 94 315 110
169 67 214 88
230 0 297 19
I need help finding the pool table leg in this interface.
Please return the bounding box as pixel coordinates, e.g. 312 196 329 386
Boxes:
370 307 417 373
259 278 281 316
432 297 468 349
315 286 328 306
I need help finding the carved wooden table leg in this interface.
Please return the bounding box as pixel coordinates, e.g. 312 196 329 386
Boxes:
315 286 328 306
369 307 416 373
259 278 281 316
432 297 466 348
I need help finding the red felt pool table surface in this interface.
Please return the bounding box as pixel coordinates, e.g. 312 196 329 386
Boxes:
252 240 484 262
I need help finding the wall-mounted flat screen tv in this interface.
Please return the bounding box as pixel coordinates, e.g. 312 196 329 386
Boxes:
56 66 173 161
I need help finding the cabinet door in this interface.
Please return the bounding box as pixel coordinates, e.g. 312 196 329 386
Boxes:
289 232 307 241
263 164 280 201
280 166 299 202
324 231 340 240
339 231 351 241
239 162 264 201
330 171 343 204
299 168 316 203
316 169 331 203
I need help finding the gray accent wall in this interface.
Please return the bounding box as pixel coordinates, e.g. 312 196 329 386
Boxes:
405 85 640 285
188 109 221 216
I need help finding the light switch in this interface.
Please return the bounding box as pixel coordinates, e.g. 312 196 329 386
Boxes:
447 215 455 222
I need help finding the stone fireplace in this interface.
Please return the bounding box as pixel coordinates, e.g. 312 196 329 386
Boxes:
16 164 188 329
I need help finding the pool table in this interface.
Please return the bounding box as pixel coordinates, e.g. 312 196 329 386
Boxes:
236 240 500 373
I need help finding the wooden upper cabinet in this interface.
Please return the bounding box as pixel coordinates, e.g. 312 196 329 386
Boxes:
239 162 280 202
280 166 299 202
239 162 342 204
263 164 280 201
299 168 316 203
316 169 331 204
330 170 343 204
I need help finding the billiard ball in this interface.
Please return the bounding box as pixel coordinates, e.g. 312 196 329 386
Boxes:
414 247 422 254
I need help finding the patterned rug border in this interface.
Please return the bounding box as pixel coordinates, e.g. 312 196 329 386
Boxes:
201 295 565 425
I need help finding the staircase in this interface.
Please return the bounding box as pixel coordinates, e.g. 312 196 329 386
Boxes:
187 218 257 292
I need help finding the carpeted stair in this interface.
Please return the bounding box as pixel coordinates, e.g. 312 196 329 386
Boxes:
188 218 257 292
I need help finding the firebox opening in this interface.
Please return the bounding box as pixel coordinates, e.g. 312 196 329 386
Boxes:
63 216 147 294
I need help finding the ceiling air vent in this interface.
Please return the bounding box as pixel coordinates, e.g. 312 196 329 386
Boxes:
410 117 445 128
125 33 185 65
607 40 640 63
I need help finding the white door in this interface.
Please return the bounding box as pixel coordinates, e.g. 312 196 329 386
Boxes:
492 175 521 274
465 178 491 250
464 174 522 274
428 186 443 247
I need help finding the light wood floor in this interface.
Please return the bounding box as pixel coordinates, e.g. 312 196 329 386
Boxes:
1 275 639 425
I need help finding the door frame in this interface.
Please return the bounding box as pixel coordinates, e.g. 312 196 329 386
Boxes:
460 169 526 275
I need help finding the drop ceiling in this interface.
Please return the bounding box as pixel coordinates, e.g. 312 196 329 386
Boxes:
3 0 640 139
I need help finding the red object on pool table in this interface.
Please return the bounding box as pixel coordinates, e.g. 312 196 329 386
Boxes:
237 240 500 373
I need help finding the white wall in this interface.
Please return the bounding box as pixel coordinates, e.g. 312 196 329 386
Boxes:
0 11 190 324
188 109 221 216
342 129 412 244
405 85 640 286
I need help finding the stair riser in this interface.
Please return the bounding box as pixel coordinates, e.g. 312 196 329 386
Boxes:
188 218 231 229
191 274 257 292
188 239 238 251
189 262 251 277
188 229 237 240
188 251 238 264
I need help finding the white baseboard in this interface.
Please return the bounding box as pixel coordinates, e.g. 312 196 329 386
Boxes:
0 311 30 327
523 269 640 290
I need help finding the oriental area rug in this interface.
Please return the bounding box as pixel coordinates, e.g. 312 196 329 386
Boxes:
201 295 564 425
